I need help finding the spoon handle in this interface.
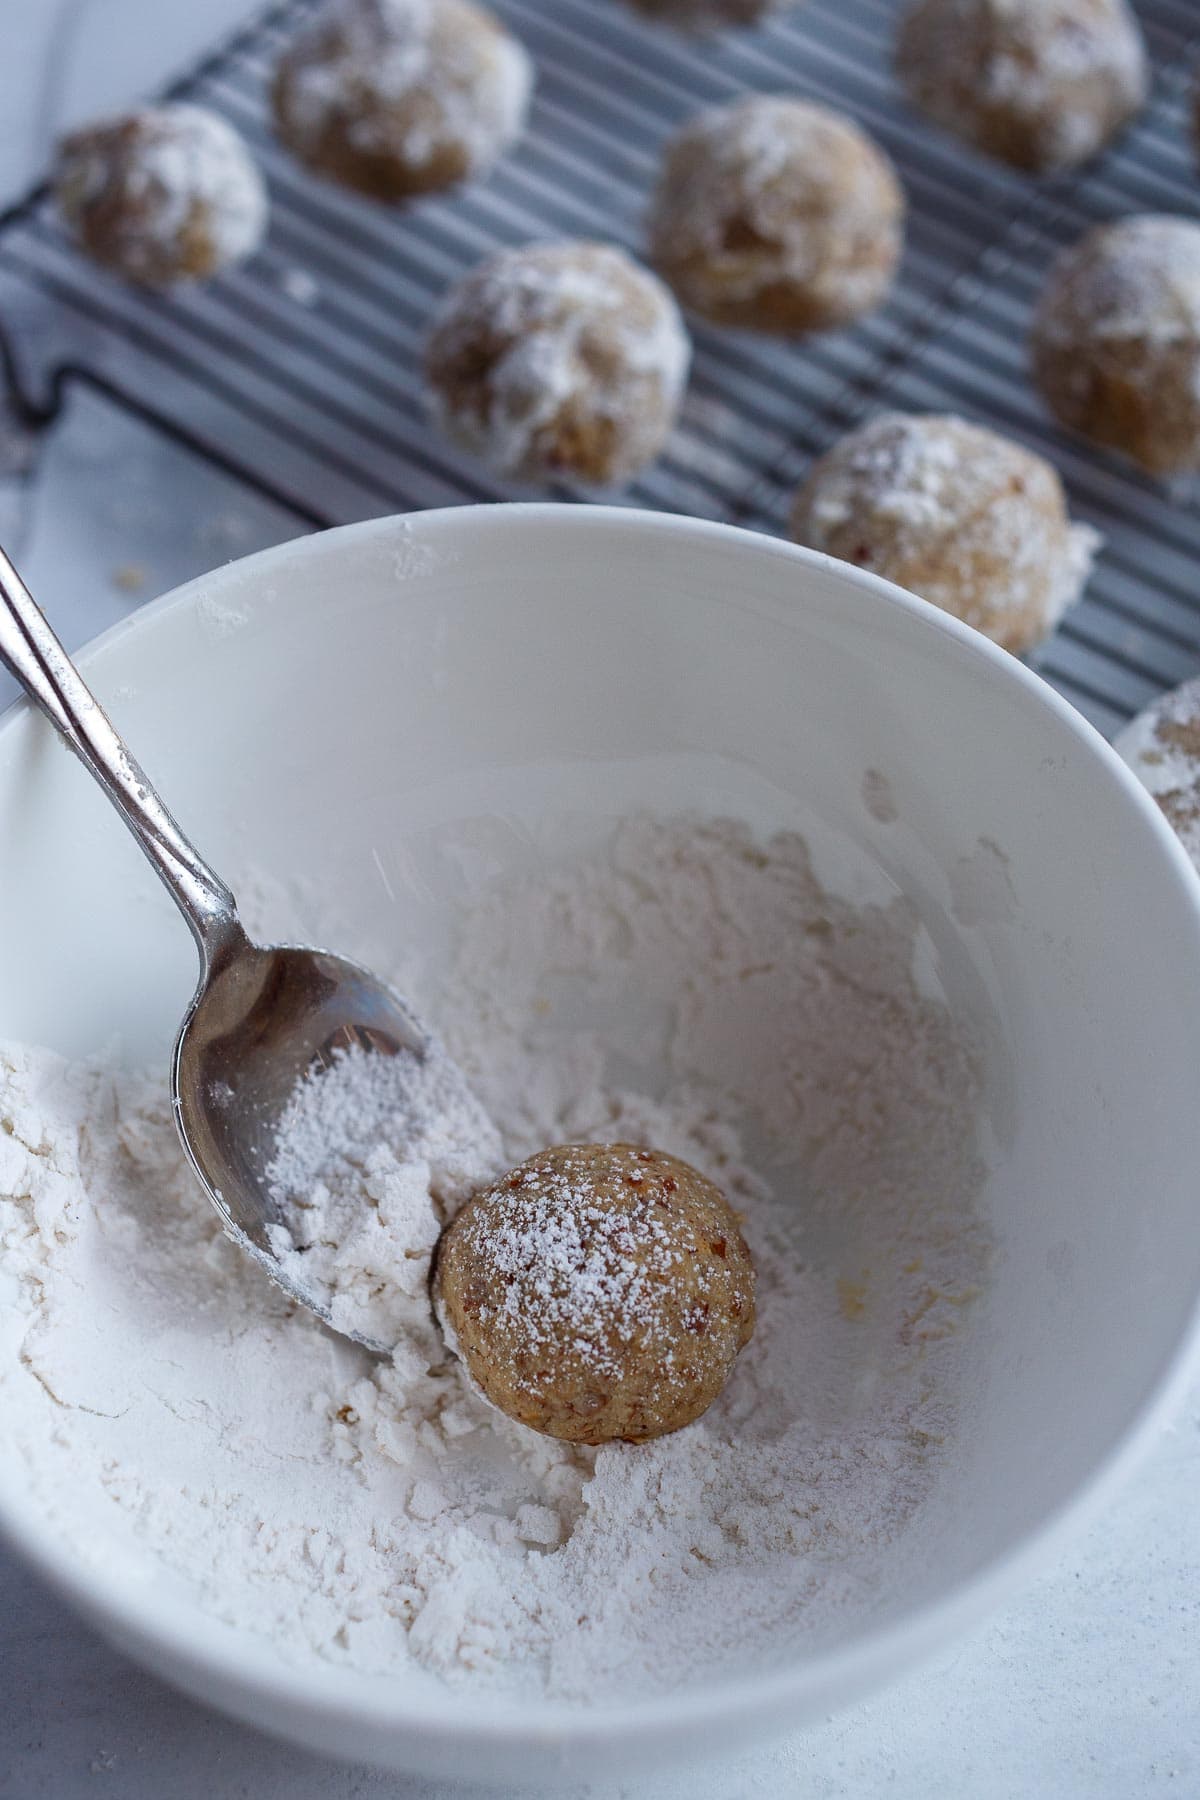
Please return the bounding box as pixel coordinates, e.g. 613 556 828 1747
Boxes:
0 543 244 968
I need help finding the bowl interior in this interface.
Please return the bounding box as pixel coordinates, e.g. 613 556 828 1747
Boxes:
1 506 1199 1773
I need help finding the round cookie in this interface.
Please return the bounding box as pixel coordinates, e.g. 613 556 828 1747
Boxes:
54 104 267 287
271 0 533 202
1116 679 1200 870
621 0 800 28
789 412 1098 654
434 1143 756 1445
895 0 1147 175
1031 215 1200 477
647 96 904 334
424 240 691 484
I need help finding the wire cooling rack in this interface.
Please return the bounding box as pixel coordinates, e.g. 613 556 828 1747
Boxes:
1 0 1199 737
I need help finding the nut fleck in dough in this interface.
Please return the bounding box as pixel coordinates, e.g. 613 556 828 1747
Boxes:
271 0 533 202
1116 678 1200 871
1031 215 1200 477
620 0 801 28
647 97 904 334
434 1143 756 1445
424 241 691 484
895 0 1147 175
790 413 1098 654
54 104 267 287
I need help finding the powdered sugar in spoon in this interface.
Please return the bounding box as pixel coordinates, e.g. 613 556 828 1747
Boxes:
0 543 423 1353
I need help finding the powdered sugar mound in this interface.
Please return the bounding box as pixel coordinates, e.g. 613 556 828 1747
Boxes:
1116 677 1200 870
0 815 991 1700
266 1042 504 1349
55 104 267 283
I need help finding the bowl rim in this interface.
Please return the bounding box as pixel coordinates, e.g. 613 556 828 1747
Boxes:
3 501 1200 1758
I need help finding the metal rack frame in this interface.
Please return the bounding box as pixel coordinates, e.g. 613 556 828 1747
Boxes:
1 0 1199 735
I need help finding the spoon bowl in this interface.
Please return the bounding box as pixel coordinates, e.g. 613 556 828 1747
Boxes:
0 543 424 1348
173 936 427 1349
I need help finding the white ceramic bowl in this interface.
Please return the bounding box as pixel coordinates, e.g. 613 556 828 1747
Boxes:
2 506 1200 1785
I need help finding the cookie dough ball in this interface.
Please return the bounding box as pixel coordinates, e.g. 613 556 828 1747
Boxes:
1031 216 1200 477
790 413 1098 653
647 97 904 334
434 1143 756 1444
424 241 691 483
1116 679 1200 870
54 104 267 286
271 0 533 202
896 0 1147 175
621 0 800 28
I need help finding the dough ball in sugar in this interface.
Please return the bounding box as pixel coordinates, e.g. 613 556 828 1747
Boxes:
54 104 267 286
647 96 904 334
1031 215 1200 478
434 1143 756 1445
789 412 1099 654
1116 678 1200 871
271 0 533 201
620 0 801 29
895 0 1147 175
424 240 692 484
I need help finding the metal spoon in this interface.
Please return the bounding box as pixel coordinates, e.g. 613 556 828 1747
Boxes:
0 544 424 1352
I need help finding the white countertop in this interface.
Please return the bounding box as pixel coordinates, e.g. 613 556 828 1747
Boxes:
0 7 1198 1797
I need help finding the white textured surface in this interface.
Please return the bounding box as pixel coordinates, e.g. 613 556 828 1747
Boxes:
0 6 1199 1799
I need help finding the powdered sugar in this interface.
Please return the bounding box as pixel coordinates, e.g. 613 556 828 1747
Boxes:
266 1042 504 1350
0 815 991 1699
1116 677 1200 869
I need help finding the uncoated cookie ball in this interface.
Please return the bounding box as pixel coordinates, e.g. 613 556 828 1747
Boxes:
790 413 1098 654
54 104 267 286
647 96 904 334
424 241 691 484
620 0 801 28
434 1143 756 1445
1031 215 1200 478
895 0 1147 176
271 0 533 202
1115 679 1200 871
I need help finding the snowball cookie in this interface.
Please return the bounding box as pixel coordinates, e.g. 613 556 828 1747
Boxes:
434 1143 756 1444
790 413 1098 654
1116 679 1200 870
54 104 267 286
647 97 904 334
895 0 1147 176
424 241 691 484
271 0 533 202
621 0 800 28
1031 216 1200 477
